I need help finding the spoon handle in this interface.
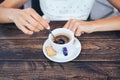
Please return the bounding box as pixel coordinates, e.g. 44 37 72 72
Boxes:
48 30 55 38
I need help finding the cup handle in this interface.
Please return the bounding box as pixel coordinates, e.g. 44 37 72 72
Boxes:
62 47 68 56
73 38 80 48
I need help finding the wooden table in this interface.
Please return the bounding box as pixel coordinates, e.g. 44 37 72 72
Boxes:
0 22 120 80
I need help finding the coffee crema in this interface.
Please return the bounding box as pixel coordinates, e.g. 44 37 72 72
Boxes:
53 35 70 44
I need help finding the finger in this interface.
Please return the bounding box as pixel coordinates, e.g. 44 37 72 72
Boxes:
21 12 43 31
15 22 33 35
19 17 40 32
26 23 40 32
43 18 50 29
75 28 82 36
28 8 50 29
71 22 79 32
40 17 50 29
68 19 77 30
81 31 85 34
45 19 50 23
64 20 71 29
75 32 82 36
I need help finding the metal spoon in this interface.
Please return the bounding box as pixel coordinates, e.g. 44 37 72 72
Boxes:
48 29 55 38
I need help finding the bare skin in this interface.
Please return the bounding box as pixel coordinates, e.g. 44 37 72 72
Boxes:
0 0 50 35
0 0 120 36
64 0 120 36
64 16 120 36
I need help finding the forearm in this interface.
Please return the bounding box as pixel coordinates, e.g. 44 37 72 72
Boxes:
108 0 120 11
0 0 28 8
0 0 28 23
0 8 21 23
91 16 120 32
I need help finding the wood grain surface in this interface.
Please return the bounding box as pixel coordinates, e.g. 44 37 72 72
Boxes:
0 22 120 80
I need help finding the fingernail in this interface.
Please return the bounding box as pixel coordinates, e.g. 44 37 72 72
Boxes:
47 26 50 30
30 31 34 34
28 32 33 35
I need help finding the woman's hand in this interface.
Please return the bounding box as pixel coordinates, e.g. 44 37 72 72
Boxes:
64 19 95 36
8 8 50 35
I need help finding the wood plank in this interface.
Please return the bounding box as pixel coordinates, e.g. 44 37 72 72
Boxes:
0 61 119 80
0 22 65 39
0 22 120 80
0 22 120 39
0 39 119 61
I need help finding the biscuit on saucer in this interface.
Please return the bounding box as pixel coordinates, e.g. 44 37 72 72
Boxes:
45 46 56 56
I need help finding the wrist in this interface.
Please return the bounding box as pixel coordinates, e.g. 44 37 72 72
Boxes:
88 21 101 33
7 8 21 22
85 21 98 33
0 7 21 23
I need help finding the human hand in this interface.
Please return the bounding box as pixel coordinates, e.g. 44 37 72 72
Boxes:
8 8 50 35
64 19 95 36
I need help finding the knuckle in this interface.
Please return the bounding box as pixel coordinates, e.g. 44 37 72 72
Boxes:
25 8 35 13
41 27 44 30
31 26 36 31
24 31 29 34
37 29 40 32
34 28 38 31
33 23 39 27
25 24 33 30
26 8 33 11
18 11 26 17
35 16 41 20
70 19 74 21
35 29 40 32
39 26 44 30
75 22 79 26
40 20 47 26
39 24 44 30
17 11 23 16
71 19 77 23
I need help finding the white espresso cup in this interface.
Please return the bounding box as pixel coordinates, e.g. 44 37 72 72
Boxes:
48 28 75 56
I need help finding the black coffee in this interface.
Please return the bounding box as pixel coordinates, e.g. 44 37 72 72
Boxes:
53 35 70 44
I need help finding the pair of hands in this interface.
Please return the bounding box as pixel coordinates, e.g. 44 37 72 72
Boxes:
9 8 94 36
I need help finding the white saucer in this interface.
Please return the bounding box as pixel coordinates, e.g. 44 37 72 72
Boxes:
43 38 81 63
